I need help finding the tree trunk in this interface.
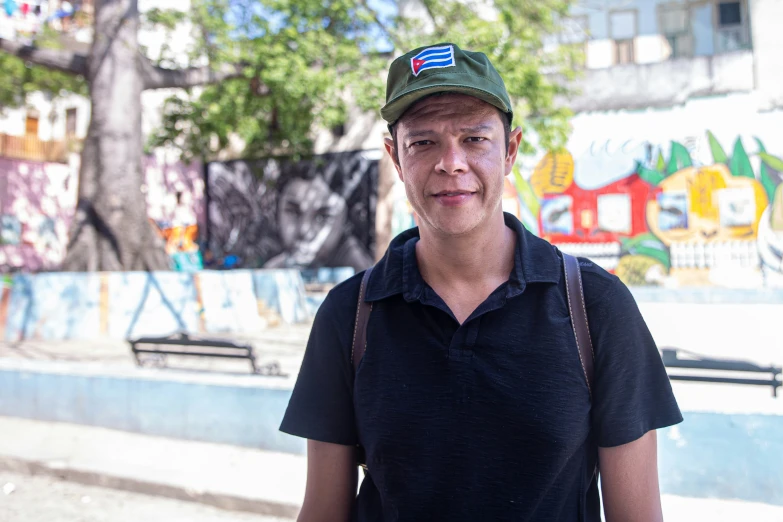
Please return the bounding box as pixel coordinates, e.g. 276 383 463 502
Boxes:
62 0 169 271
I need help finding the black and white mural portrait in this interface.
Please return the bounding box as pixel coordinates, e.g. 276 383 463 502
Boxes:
206 151 379 272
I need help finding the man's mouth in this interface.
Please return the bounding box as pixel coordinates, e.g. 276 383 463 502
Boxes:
431 190 476 206
433 190 475 197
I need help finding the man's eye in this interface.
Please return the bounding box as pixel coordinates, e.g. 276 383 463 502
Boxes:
410 140 433 147
466 137 487 143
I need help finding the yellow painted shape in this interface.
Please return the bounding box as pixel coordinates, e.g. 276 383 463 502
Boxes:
647 163 769 245
688 165 726 221
530 151 574 198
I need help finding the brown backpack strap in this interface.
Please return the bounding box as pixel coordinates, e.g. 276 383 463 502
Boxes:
352 267 374 373
562 253 595 397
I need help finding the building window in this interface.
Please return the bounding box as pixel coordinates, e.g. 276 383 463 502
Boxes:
25 115 39 137
66 108 77 137
610 10 637 65
660 4 693 58
716 1 750 52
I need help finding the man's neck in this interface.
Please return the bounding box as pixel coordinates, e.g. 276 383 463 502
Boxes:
415 212 515 287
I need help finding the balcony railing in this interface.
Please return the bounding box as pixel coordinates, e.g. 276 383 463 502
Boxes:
0 134 71 163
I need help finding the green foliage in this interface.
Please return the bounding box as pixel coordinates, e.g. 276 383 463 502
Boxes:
152 0 579 159
707 130 728 164
5 0 578 160
149 0 390 159
401 0 577 155
729 138 754 179
0 26 87 112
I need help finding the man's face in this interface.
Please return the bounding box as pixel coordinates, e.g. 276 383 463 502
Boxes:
386 94 521 238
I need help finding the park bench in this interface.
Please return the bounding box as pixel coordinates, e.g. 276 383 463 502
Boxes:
662 348 782 397
128 333 285 376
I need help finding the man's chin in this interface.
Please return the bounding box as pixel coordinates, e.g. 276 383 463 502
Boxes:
427 217 483 238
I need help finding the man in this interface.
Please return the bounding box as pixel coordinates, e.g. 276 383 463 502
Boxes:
281 43 682 522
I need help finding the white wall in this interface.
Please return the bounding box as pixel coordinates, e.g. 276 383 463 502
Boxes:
638 301 783 366
0 92 90 140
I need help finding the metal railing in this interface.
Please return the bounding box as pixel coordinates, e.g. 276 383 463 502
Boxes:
0 133 70 163
662 348 782 397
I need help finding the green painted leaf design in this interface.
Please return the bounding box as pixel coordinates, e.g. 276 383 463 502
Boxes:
760 152 783 172
637 162 666 186
656 151 666 172
667 141 692 175
621 233 671 271
755 138 776 203
708 131 728 164
729 138 754 178
512 165 540 218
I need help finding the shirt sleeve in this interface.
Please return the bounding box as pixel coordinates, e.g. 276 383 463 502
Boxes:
588 277 683 448
279 289 358 446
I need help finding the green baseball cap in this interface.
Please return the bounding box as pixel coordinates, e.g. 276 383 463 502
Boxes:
381 43 513 125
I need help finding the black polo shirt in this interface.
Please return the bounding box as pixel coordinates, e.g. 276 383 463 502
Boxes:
281 213 682 522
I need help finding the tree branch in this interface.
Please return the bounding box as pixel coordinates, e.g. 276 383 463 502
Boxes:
0 38 88 75
355 0 404 50
140 59 248 90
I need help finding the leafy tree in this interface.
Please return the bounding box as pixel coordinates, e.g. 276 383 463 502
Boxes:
0 0 577 270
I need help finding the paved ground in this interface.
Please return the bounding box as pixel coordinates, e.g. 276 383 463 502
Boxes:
0 416 306 517
0 471 293 522
1 319 782 519
2 416 783 521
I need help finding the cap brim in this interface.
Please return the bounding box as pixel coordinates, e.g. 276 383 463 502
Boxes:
381 84 511 125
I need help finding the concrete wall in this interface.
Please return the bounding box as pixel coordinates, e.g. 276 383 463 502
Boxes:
568 50 755 112
0 363 780 505
2 269 310 341
0 366 303 454
750 0 783 110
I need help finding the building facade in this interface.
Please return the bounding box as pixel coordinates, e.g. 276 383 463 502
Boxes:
391 0 783 289
532 0 783 289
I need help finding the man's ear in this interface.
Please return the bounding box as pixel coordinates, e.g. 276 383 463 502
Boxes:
384 137 404 181
505 127 523 176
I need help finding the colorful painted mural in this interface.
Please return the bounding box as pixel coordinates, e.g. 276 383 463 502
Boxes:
529 133 783 287
0 155 204 272
206 151 378 272
389 132 783 288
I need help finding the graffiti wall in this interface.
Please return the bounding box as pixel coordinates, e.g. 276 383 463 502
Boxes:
389 127 783 289
206 151 378 272
0 157 77 272
144 153 205 271
0 154 203 272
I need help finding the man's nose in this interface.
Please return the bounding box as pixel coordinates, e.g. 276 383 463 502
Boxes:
434 140 469 175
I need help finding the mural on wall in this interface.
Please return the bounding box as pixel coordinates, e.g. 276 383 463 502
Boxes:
207 151 378 272
0 157 77 272
0 155 204 273
390 132 783 288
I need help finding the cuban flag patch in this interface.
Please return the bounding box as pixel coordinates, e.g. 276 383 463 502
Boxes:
410 45 455 77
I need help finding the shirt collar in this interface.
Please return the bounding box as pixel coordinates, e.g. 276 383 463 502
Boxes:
365 212 562 302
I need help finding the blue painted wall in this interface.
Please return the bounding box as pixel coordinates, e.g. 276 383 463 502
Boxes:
0 366 781 505
0 368 304 454
3 268 312 341
6 273 101 340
